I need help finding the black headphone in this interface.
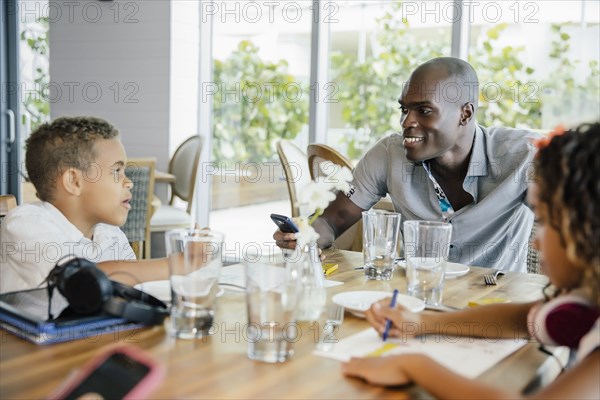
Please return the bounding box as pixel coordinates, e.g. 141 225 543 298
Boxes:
45 257 168 326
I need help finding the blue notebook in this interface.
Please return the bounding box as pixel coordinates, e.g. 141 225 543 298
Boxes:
0 288 145 345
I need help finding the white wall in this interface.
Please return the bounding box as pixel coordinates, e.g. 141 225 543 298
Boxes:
169 0 200 156
48 0 172 170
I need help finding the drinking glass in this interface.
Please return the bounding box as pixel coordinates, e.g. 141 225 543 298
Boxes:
362 210 402 280
165 229 224 339
403 220 452 306
245 261 298 363
316 303 345 352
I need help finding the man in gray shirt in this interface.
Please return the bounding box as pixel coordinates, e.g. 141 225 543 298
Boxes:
275 57 539 272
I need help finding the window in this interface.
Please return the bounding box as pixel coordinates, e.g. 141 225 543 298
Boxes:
326 1 453 160
468 0 600 129
209 1 313 256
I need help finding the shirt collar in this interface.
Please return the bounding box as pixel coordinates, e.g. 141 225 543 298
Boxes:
466 125 488 177
41 201 95 244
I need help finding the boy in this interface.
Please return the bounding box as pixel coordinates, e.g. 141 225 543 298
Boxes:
1 116 167 293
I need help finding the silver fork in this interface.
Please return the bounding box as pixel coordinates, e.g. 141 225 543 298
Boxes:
484 270 506 285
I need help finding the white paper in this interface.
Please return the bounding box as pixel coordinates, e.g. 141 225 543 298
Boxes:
219 264 344 289
314 328 526 379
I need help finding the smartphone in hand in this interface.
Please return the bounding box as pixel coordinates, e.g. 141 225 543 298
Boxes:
49 345 165 400
270 213 299 233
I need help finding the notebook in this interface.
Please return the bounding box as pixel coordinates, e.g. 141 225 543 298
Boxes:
0 288 145 345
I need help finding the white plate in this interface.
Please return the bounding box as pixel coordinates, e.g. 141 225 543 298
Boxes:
134 280 225 303
444 262 470 278
395 261 470 279
332 291 425 318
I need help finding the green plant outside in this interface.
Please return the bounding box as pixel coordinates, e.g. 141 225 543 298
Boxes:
330 3 599 159
21 16 50 132
212 40 309 165
21 4 599 164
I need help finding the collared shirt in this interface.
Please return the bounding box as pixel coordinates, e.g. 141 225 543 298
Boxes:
349 125 540 272
0 201 135 293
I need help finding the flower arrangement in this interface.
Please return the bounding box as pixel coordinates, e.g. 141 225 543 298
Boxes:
293 161 354 249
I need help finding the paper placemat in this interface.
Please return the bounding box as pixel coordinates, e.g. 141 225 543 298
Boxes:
314 327 526 379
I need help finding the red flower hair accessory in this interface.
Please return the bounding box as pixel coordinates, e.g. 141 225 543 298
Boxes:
533 125 566 150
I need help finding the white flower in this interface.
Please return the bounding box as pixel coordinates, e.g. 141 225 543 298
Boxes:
319 161 353 194
292 217 320 250
331 167 353 193
292 161 354 248
298 180 336 216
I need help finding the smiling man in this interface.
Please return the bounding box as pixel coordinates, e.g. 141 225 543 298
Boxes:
275 57 540 272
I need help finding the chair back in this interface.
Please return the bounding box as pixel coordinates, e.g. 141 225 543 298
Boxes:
169 135 203 213
527 224 540 274
276 140 312 217
0 194 17 225
307 143 353 180
121 158 156 259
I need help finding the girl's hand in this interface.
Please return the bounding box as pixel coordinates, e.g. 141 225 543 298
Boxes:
341 355 411 386
365 300 422 339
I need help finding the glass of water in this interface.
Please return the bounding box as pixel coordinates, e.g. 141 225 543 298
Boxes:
403 221 452 306
165 228 224 339
245 261 298 363
362 210 402 280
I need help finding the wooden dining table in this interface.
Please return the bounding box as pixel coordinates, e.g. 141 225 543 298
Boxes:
0 250 564 399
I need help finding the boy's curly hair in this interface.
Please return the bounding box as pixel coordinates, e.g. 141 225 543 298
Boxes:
25 116 120 201
534 122 600 304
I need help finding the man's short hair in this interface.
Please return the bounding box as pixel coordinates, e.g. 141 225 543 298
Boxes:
416 57 479 108
25 116 120 201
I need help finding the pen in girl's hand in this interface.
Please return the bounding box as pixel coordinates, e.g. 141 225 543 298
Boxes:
382 289 399 341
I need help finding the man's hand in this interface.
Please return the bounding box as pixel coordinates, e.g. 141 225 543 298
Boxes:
273 229 297 250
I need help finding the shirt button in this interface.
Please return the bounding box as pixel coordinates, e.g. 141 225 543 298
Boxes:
450 244 454 248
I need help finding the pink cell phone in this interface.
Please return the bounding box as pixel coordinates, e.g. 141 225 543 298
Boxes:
48 344 165 400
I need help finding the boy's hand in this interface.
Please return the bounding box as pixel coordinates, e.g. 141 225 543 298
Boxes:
365 300 422 339
342 355 411 386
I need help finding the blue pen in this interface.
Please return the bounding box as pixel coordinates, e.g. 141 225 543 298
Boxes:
382 289 399 341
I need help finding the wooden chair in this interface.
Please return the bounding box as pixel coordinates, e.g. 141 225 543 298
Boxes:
121 158 156 259
150 135 203 233
276 140 312 217
0 194 18 225
306 143 354 180
306 143 362 251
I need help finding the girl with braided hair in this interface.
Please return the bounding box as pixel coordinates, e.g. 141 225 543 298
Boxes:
342 122 600 399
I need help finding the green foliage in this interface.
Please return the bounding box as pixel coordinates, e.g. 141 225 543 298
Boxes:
469 23 540 128
330 2 448 159
330 4 599 158
540 23 600 127
20 16 50 131
212 40 309 165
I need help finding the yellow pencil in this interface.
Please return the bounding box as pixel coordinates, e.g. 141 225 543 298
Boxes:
322 263 338 276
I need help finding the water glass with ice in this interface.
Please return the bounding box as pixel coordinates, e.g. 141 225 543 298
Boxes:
403 220 452 306
165 228 224 339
